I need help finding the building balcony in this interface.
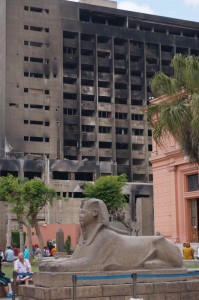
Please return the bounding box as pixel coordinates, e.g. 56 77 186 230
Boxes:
98 57 111 67
131 91 144 99
146 49 159 58
98 118 112 126
82 132 96 141
81 116 96 125
64 146 78 156
115 119 129 127
161 51 174 60
98 72 112 81
63 100 78 109
97 42 111 51
130 62 144 71
81 86 95 95
132 165 146 174
131 76 144 85
81 71 94 80
132 136 145 143
115 135 129 143
81 55 95 65
132 150 145 159
63 38 78 48
63 83 78 93
99 148 112 157
63 53 78 63
146 64 159 73
64 132 79 140
131 120 144 128
130 47 143 56
114 45 127 54
98 102 111 110
63 71 78 79
81 100 95 110
98 87 112 97
81 40 95 50
115 74 128 83
98 133 112 141
116 149 129 157
115 88 128 98
64 115 79 124
117 164 130 174
161 65 173 74
114 60 127 69
81 147 96 156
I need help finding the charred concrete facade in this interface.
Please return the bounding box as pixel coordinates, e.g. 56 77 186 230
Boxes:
1 0 199 245
1 0 199 179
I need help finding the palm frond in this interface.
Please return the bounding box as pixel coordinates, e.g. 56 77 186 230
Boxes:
150 72 178 97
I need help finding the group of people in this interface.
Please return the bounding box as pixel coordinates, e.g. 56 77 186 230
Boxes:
0 247 32 298
0 246 15 263
0 241 57 298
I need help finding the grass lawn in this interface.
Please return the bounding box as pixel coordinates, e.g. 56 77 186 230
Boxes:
2 262 39 278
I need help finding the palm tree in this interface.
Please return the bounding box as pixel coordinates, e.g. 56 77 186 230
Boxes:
147 54 199 165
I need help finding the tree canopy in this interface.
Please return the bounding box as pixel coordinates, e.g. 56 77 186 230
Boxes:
147 54 199 165
83 174 127 213
0 174 57 256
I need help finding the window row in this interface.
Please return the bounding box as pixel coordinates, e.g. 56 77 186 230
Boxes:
24 120 50 126
24 6 49 14
64 139 152 151
24 136 49 142
64 109 146 123
24 56 49 64
79 10 198 39
24 88 49 94
24 40 50 48
24 25 49 33
67 125 152 139
24 104 49 110
24 72 49 79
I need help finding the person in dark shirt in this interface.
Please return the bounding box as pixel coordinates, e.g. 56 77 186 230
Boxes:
0 256 13 298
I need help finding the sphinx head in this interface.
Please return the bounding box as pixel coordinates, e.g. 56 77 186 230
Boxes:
79 198 109 228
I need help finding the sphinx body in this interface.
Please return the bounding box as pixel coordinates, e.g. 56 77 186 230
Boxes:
40 198 183 272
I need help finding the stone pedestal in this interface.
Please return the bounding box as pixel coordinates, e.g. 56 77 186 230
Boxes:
17 269 199 300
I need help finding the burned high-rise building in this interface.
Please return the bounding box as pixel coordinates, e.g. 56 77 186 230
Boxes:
0 0 199 245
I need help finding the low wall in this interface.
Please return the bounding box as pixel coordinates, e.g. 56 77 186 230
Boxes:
18 270 199 300
18 279 199 300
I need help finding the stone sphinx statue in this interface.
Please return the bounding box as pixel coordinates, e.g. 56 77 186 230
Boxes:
40 198 183 272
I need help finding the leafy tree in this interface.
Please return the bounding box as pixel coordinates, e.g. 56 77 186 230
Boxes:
0 174 56 259
84 174 127 211
83 174 132 231
22 179 57 253
148 54 199 165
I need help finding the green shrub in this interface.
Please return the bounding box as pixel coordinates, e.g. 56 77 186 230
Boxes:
64 236 73 254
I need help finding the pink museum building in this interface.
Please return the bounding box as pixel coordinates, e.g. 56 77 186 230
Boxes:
150 96 199 243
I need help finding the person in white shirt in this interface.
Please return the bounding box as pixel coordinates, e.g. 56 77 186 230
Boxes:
14 252 32 285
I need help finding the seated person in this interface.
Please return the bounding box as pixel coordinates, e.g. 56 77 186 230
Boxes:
14 252 32 285
50 246 56 257
34 246 42 260
0 256 13 298
5 246 14 262
183 242 194 260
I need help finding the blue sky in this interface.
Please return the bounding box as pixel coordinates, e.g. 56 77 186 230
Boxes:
117 0 199 22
